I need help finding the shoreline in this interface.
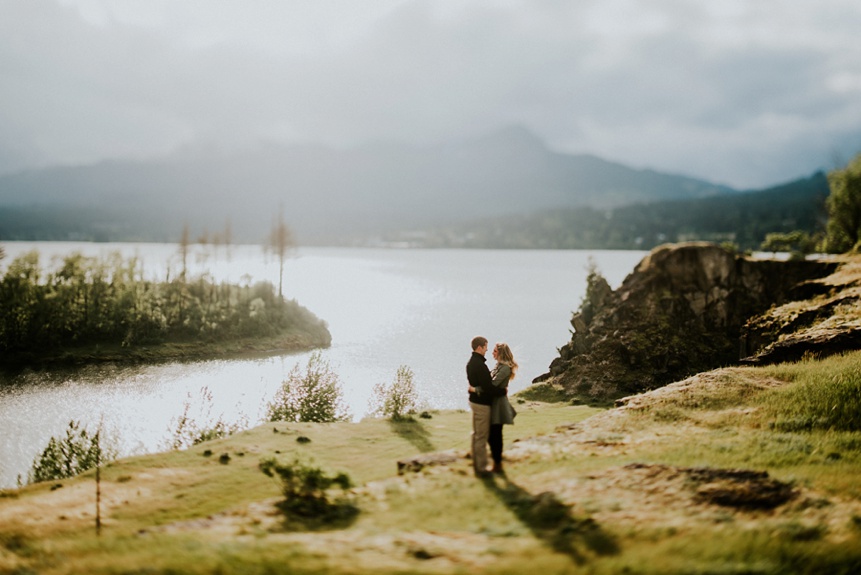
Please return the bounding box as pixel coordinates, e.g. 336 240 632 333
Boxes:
0 332 332 373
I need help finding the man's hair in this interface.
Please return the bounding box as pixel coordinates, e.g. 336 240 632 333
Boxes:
471 336 488 351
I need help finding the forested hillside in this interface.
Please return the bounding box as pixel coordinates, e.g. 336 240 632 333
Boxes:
388 172 828 250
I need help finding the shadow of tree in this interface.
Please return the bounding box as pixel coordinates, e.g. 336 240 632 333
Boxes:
275 499 360 532
261 457 360 533
388 418 435 453
482 474 619 564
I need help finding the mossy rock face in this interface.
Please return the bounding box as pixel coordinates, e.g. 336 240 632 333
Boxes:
533 243 838 401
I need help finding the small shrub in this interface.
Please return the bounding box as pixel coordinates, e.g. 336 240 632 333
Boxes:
193 420 244 444
28 420 117 484
719 241 740 255
369 365 420 420
761 230 819 257
166 387 248 450
266 352 351 423
259 457 357 527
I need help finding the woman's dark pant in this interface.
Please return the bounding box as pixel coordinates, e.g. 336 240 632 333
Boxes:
489 424 503 465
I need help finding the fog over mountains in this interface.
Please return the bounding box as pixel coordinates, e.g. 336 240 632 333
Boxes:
1 127 748 245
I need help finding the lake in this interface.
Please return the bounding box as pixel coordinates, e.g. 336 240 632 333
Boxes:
0 242 646 488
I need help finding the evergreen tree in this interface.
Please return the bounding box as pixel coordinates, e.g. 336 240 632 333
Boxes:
824 153 861 253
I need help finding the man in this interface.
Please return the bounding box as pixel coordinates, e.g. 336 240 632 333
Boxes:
466 336 504 477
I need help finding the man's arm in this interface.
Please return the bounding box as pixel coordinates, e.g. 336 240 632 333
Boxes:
478 365 506 398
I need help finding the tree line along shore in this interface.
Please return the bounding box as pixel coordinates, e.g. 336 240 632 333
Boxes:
0 247 330 368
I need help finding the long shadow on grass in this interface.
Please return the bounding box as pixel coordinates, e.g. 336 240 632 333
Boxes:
388 419 435 453
481 474 618 565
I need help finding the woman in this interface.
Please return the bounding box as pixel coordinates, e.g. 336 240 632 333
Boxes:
489 342 517 474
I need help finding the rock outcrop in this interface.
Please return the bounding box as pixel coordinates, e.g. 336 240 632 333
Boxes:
534 243 838 400
740 257 861 365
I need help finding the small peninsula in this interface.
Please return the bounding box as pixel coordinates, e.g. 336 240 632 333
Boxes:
0 249 331 368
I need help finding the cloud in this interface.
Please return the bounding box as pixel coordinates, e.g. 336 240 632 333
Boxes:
1 0 860 188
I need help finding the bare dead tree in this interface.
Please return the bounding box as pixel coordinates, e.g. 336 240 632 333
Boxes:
266 206 294 302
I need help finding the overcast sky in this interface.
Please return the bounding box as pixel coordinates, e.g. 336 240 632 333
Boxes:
2 0 860 189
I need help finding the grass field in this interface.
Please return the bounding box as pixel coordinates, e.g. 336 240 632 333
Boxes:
2 353 861 574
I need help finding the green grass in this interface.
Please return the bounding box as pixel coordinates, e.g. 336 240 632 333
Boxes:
758 352 861 432
515 381 572 403
3 356 861 575
605 353 861 499
0 402 603 574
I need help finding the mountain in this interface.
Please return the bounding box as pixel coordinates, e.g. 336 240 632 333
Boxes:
392 171 830 250
0 127 735 244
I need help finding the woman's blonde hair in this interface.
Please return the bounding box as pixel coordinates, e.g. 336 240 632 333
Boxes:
494 342 518 379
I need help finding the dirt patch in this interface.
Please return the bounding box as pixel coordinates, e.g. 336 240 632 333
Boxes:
613 368 787 410
542 462 802 530
625 463 797 510
0 468 188 533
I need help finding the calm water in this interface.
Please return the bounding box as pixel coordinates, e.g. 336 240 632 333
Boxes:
0 242 646 487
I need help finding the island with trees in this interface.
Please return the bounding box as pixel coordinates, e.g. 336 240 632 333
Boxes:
0 214 330 368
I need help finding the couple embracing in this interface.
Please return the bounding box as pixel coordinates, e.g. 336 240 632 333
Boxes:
466 336 518 477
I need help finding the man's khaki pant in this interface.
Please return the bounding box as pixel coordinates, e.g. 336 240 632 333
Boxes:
470 402 491 474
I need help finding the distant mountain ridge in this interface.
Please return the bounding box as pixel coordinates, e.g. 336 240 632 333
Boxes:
0 127 738 244
390 171 829 251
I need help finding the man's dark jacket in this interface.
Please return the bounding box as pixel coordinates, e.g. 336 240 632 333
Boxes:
466 351 504 405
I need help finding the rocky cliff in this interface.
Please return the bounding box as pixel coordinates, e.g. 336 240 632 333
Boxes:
740 256 861 365
534 243 839 400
